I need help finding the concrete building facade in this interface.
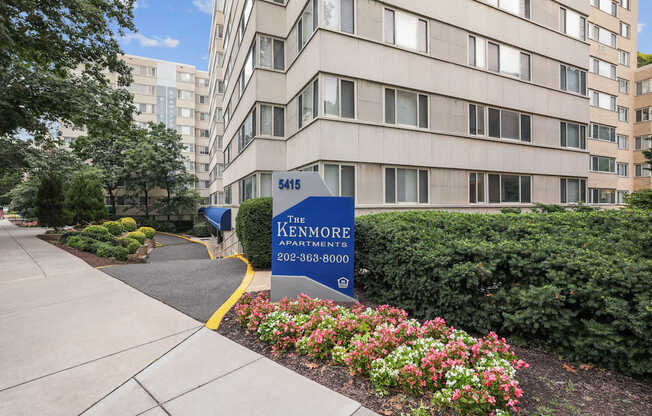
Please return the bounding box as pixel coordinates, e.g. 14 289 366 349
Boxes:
633 62 652 191
60 55 212 213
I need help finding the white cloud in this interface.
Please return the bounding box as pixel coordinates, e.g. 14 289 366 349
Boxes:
122 33 180 48
193 0 213 14
639 23 646 33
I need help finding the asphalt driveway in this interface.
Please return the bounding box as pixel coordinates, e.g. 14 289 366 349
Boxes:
102 234 246 322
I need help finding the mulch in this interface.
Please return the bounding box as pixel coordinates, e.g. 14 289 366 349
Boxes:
217 290 652 416
36 234 142 268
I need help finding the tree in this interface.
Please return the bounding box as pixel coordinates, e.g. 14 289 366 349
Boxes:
0 0 136 139
0 171 22 206
147 123 200 220
6 176 40 218
36 174 67 228
0 136 32 178
124 127 159 219
638 52 652 68
65 168 108 225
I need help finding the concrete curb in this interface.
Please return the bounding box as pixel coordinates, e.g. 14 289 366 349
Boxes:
205 255 254 330
158 232 214 260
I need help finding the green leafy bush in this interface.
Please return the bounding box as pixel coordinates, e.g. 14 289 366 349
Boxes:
126 239 141 254
103 221 124 236
625 190 652 210
355 210 652 379
66 235 103 253
80 225 114 242
236 197 272 268
500 207 521 214
137 226 156 239
532 203 566 213
96 243 128 261
58 230 80 244
127 231 146 244
190 222 211 237
119 217 138 232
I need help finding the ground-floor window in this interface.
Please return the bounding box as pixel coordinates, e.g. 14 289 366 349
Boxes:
560 178 587 203
385 167 428 204
324 164 355 199
589 188 616 204
617 190 628 205
470 173 531 204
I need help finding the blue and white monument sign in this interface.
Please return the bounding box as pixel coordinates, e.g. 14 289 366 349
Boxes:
271 171 355 302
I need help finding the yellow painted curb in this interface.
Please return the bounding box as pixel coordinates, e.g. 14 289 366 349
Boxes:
158 232 214 260
95 265 113 270
205 254 254 330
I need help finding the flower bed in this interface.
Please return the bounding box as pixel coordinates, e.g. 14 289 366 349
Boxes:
235 293 529 415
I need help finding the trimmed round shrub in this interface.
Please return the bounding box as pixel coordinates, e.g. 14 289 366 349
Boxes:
66 235 84 250
191 222 211 238
127 231 146 244
58 230 80 244
137 226 156 239
96 243 128 261
126 239 141 254
117 237 130 248
80 225 114 242
103 221 124 236
67 235 103 253
236 197 272 269
119 217 138 232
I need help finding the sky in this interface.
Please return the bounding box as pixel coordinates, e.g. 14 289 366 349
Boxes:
638 1 652 54
118 0 213 70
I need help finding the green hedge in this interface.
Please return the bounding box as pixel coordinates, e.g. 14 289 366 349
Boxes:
190 222 211 237
236 197 272 269
103 221 124 236
354 210 652 379
67 235 103 253
81 225 114 242
96 244 128 261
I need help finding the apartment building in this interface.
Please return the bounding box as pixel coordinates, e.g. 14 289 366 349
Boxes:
209 0 603 222
587 0 639 205
633 63 652 190
60 55 212 213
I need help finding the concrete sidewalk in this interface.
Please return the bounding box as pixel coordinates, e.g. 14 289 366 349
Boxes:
0 221 201 415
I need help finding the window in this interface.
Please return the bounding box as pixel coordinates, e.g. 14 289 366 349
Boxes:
618 78 629 94
635 136 652 150
177 72 194 82
199 163 209 173
588 23 617 47
177 125 193 136
488 108 531 142
560 122 587 149
178 90 194 100
129 84 156 95
298 79 319 128
617 162 628 176
324 164 355 199
620 0 630 10
617 134 628 149
137 103 155 113
178 108 193 118
239 175 257 203
469 104 485 136
260 104 285 137
483 0 531 19
197 78 209 88
636 108 652 123
199 129 210 138
385 88 428 128
324 0 354 33
618 106 628 122
199 180 210 189
385 167 428 204
469 172 485 203
636 79 652 95
485 41 531 80
483 173 531 203
259 36 285 70
199 112 209 121
182 143 194 153
590 155 616 173
560 65 587 95
590 0 617 16
559 8 586 41
635 164 652 177
590 58 616 79
184 160 195 172
324 76 356 118
298 0 318 51
238 108 256 152
619 50 630 66
617 190 628 204
589 188 616 204
199 146 209 155
129 64 156 77
384 8 428 53
620 22 630 38
468 36 486 69
260 173 273 197
560 178 587 204
224 185 232 204
589 90 617 111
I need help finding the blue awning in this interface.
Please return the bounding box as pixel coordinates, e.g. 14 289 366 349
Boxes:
200 207 232 231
